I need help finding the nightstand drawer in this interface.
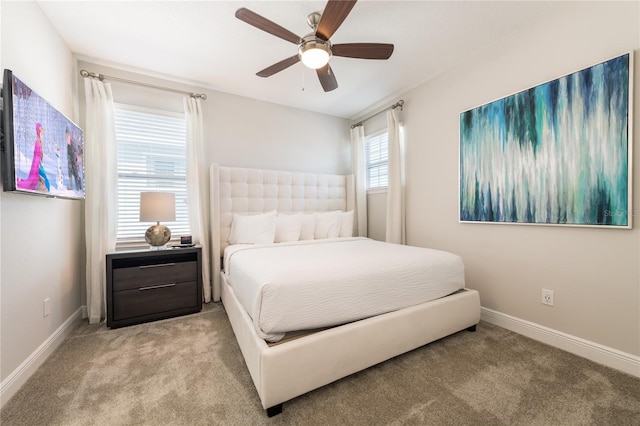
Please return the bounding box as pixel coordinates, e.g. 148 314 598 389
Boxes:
106 246 202 328
112 261 197 291
112 280 199 321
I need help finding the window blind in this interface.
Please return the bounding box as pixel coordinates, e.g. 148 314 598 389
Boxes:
114 104 190 242
365 132 389 189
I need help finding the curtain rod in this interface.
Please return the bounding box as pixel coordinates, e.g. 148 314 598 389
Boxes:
351 99 404 129
79 69 207 100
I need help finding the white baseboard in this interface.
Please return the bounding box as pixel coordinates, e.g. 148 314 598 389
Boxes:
0 308 83 408
481 307 640 378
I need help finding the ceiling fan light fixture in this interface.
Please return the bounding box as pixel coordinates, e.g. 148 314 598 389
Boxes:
299 39 332 69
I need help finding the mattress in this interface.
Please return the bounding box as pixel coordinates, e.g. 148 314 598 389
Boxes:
222 237 465 342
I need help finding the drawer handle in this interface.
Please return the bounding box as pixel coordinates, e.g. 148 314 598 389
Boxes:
139 263 176 269
139 283 176 291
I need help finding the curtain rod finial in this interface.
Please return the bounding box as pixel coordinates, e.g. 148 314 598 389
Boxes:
80 70 102 80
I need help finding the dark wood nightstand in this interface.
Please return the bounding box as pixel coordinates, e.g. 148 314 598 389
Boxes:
106 246 202 328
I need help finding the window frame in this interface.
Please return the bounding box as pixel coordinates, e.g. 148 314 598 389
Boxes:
113 103 190 246
364 129 389 193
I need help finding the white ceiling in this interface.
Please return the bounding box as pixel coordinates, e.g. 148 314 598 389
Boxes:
37 1 570 119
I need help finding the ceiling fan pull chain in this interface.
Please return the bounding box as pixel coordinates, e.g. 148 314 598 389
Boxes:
301 65 305 91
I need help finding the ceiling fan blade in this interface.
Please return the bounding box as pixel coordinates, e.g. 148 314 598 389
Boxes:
316 64 338 92
332 43 394 60
257 55 301 77
235 8 302 44
316 0 357 41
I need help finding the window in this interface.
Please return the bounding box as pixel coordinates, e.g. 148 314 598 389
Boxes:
114 104 190 243
365 131 389 190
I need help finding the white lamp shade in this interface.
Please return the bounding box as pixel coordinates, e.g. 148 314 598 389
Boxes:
139 192 176 223
298 39 332 69
301 48 330 69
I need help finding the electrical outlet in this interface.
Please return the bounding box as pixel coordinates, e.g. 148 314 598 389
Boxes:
541 289 554 306
43 298 50 317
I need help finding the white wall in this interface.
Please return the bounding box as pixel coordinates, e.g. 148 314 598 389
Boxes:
376 1 639 356
76 61 350 175
0 1 84 403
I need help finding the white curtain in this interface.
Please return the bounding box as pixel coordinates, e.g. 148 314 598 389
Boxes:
385 108 406 244
184 96 212 303
83 78 117 323
350 125 367 237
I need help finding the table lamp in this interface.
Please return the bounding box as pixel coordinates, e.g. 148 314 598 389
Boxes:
140 192 176 249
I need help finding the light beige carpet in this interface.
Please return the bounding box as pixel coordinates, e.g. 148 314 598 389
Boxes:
1 303 639 425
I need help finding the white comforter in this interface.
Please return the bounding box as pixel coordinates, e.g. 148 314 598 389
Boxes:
223 237 465 342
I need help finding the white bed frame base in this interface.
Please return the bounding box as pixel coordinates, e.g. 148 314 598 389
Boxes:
222 273 480 412
210 164 481 415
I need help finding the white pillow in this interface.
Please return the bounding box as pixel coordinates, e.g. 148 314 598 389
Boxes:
339 210 354 237
275 213 303 243
315 211 341 239
228 210 276 244
299 214 317 240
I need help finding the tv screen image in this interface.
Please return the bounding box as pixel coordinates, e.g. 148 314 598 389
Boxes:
2 69 84 199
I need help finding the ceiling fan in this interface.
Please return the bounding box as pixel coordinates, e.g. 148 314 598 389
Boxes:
235 0 394 92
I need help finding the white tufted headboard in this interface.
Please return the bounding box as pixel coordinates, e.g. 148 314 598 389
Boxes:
209 164 355 301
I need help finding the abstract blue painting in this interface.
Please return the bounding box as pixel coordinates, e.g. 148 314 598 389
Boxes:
460 53 632 227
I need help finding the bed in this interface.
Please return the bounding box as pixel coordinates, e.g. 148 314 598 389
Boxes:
210 164 481 416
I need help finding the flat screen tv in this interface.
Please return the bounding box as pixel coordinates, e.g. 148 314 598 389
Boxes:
1 69 84 199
